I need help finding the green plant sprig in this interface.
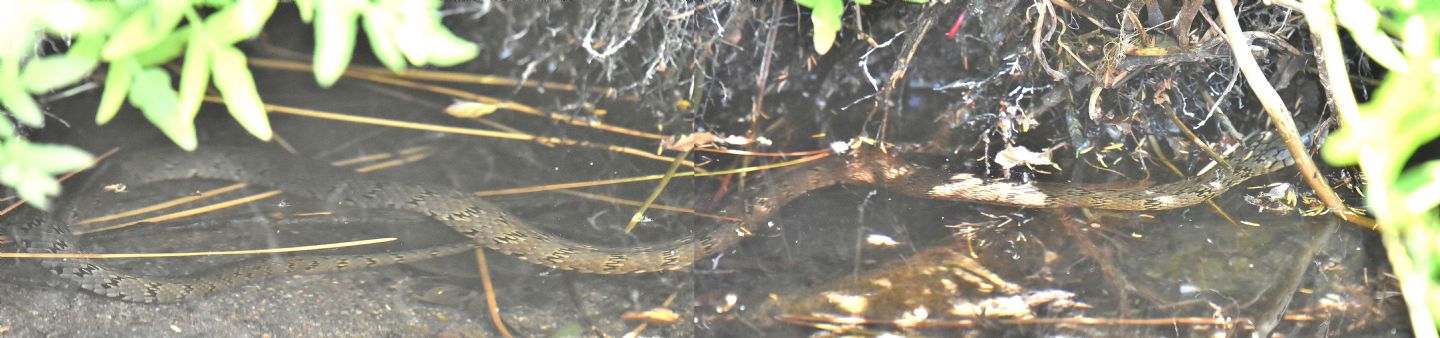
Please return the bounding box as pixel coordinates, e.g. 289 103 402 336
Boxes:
0 0 479 208
1318 0 1440 333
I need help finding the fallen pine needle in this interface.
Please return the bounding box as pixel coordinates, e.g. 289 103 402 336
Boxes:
207 96 696 168
77 190 282 235
475 249 517 338
474 152 830 197
78 183 249 225
554 190 740 222
0 237 396 259
330 146 433 167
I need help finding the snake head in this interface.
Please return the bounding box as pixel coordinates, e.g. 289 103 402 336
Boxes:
1239 124 1326 172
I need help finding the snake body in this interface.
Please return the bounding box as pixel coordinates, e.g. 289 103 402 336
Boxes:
9 129 1300 303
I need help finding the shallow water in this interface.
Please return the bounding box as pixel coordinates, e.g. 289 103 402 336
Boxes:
1 1 1411 337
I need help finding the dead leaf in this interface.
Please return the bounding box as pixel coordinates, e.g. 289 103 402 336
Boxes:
994 145 1057 170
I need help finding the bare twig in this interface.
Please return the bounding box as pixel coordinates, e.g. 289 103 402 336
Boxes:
875 18 934 145
752 0 780 121
1295 1 1363 134
1173 0 1205 47
624 148 692 232
474 249 517 338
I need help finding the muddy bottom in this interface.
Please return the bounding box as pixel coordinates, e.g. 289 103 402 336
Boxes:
0 253 692 337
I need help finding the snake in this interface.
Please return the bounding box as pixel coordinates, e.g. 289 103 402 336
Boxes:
6 128 1302 303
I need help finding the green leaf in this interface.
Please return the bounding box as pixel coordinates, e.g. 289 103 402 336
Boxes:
2 140 94 174
130 26 190 66
129 67 197 150
295 0 316 23
313 0 362 87
1396 161 1440 214
205 0 279 45
193 0 238 6
211 46 272 141
0 111 13 138
96 60 136 125
361 7 407 72
1334 0 1409 71
176 27 212 124
0 11 40 58
417 23 478 67
2 169 61 210
810 0 844 55
0 139 94 210
151 0 188 32
20 54 98 94
0 90 43 127
101 3 184 60
393 18 432 65
1 57 44 128
41 1 121 35
1321 124 1362 166
20 35 104 94
381 0 476 67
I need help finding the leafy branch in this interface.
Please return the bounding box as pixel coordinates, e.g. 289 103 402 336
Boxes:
1316 0 1440 333
0 0 478 208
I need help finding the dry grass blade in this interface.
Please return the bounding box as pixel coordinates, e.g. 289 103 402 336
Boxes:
81 148 421 234
624 148 692 232
77 183 249 225
623 283 685 337
555 190 740 222
0 238 396 259
247 58 660 139
778 313 1322 329
534 136 699 169
205 96 695 168
1144 136 1239 227
474 152 830 197
249 57 634 100
354 151 436 173
216 96 533 140
694 147 832 157
77 190 283 235
329 146 432 167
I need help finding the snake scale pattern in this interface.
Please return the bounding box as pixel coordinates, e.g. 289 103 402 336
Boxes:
7 129 1300 303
